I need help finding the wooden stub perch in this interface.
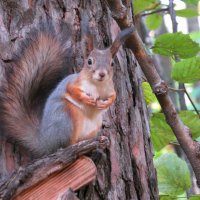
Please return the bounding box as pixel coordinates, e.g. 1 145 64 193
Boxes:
0 136 109 200
15 157 95 200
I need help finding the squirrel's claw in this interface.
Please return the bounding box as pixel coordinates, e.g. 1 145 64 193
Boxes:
80 92 96 106
96 99 111 110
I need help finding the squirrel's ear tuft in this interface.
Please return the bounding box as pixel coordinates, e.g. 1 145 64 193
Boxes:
110 27 134 57
81 11 94 58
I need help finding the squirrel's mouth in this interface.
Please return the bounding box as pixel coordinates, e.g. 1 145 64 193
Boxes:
97 77 104 82
92 76 106 82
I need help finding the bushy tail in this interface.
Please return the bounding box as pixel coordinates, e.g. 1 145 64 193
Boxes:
0 26 69 153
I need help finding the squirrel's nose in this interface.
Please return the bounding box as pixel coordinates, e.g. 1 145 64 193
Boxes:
99 72 105 78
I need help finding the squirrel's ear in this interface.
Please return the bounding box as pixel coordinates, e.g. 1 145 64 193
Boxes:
110 27 134 57
82 34 94 58
81 11 94 58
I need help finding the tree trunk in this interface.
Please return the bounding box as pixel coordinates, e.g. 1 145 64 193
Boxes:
0 0 158 199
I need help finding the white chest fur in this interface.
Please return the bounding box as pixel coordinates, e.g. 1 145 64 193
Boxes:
79 80 107 138
65 79 108 138
80 80 99 100
80 112 103 138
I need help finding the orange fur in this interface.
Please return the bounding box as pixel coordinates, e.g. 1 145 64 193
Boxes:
66 82 96 107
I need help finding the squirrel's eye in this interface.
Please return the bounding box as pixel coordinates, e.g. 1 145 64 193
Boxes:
88 58 92 65
111 61 114 67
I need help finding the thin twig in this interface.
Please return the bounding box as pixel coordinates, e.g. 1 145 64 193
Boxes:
170 141 180 145
141 7 169 17
169 87 200 117
169 87 185 92
183 85 200 118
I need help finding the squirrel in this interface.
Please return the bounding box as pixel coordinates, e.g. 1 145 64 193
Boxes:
0 22 134 158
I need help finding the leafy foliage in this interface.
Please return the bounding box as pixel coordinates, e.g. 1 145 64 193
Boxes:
142 82 157 105
133 0 160 15
190 31 200 43
176 8 199 18
154 153 191 195
150 113 175 151
172 57 200 83
179 111 200 139
159 195 177 200
180 0 200 5
133 0 200 197
188 195 200 200
153 32 200 58
145 13 162 30
150 111 200 151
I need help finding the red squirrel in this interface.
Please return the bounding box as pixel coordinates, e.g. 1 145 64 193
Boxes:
0 22 133 157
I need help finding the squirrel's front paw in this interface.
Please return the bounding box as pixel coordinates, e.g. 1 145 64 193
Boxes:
80 92 96 106
96 99 111 110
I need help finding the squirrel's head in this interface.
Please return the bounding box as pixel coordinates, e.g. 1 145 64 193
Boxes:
82 26 134 83
84 48 113 82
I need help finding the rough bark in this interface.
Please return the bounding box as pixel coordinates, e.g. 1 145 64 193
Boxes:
58 189 80 200
0 0 158 199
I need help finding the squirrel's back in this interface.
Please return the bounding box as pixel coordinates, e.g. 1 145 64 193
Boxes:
0 24 70 155
38 74 78 155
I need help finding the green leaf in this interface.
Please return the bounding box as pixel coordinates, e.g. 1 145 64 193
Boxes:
180 0 199 5
190 31 200 44
179 111 200 139
151 111 200 150
153 32 200 58
160 195 177 200
196 136 200 142
176 8 199 18
150 113 175 151
150 110 200 150
133 0 160 15
145 13 162 30
154 153 191 195
171 57 200 83
189 195 200 200
142 82 157 105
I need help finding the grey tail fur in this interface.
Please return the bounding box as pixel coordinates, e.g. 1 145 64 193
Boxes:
0 25 69 154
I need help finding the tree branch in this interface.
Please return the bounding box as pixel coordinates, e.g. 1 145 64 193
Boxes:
169 87 185 92
169 87 200 117
183 85 200 118
141 8 169 17
105 0 200 186
0 136 109 200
